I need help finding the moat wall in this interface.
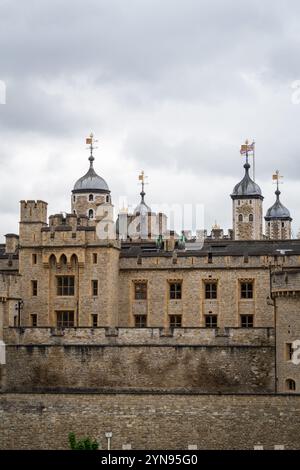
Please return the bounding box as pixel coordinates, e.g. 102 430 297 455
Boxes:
1 393 300 450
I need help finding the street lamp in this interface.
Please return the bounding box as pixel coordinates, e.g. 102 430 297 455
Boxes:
14 300 24 327
105 432 112 450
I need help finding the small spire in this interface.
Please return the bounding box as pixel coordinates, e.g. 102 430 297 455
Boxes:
138 170 148 203
272 170 283 199
86 132 98 168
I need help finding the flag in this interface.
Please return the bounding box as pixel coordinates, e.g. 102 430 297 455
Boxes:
240 142 255 155
272 174 278 180
139 172 144 181
86 137 92 145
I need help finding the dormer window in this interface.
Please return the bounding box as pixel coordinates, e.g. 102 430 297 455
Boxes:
89 194 94 201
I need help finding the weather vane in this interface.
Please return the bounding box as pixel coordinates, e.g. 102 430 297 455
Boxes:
86 132 98 165
272 170 284 191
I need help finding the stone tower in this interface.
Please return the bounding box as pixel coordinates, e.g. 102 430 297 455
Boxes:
265 172 292 240
71 133 112 221
231 159 263 241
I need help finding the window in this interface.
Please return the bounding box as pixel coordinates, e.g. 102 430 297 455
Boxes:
93 253 98 264
240 281 253 299
285 343 293 361
13 316 17 327
249 200 252 204
88 209 94 219
31 314 37 327
31 280 38 296
240 315 254 328
169 282 182 300
56 311 74 328
57 276 74 296
106 195 110 203
238 214 243 222
32 254 37 265
282 222 285 228
205 282 217 299
205 315 218 328
91 314 98 328
73 195 76 202
134 282 147 300
92 280 98 296
89 194 94 201
286 379 296 391
208 252 213 264
135 315 147 328
249 214 253 222
169 315 182 328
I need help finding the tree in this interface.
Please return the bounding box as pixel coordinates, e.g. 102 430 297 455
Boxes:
68 432 99 450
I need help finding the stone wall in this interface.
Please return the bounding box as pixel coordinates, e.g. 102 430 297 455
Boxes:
3 328 275 393
1 393 300 449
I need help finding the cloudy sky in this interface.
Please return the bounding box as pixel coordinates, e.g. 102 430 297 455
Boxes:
0 0 300 241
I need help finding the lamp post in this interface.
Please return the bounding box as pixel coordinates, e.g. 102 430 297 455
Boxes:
15 300 24 327
105 432 112 450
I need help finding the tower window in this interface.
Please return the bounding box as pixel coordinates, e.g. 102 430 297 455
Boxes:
73 195 76 202
93 253 98 264
169 315 182 328
134 282 147 300
31 314 37 327
134 315 147 328
88 209 94 219
205 282 217 299
240 281 253 299
238 214 243 222
106 195 110 203
169 282 182 300
32 254 37 265
56 311 74 328
286 379 296 391
205 315 218 328
31 280 38 296
282 222 285 228
91 314 98 328
89 194 94 201
249 214 253 222
57 276 74 296
92 280 98 296
240 314 253 328
285 343 293 361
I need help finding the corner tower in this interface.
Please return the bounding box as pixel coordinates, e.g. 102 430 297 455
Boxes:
71 133 112 220
265 171 292 239
231 145 263 240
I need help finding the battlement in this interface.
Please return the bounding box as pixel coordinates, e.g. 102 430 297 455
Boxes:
271 269 300 295
20 200 48 224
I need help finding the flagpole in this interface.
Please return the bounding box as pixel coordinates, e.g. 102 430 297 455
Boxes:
252 141 256 182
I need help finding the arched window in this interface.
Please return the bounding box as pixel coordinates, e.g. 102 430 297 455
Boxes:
88 209 94 219
249 214 253 222
89 194 94 201
60 254 67 266
286 379 296 391
106 195 110 203
238 214 243 222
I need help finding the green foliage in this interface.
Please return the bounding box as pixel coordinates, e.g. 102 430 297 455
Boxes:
68 432 99 450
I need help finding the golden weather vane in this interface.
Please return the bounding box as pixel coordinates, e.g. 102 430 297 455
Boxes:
272 170 284 191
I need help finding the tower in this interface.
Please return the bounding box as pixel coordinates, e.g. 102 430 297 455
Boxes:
265 171 292 240
71 133 112 221
231 141 263 240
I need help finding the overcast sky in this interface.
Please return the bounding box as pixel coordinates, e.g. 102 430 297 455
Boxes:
0 0 300 241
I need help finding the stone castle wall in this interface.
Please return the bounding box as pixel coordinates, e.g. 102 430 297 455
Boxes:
2 327 275 394
1 393 300 449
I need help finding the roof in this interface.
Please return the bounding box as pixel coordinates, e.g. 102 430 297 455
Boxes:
73 155 110 194
231 163 263 199
265 190 291 220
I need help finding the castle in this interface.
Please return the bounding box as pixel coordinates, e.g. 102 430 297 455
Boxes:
1 136 300 450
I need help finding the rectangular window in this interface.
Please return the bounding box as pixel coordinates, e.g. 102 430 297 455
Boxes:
134 282 147 300
169 315 182 328
205 282 217 299
240 315 254 328
286 343 293 361
169 282 182 300
92 280 98 296
91 314 98 328
32 254 37 265
31 280 38 296
240 281 253 299
93 253 98 264
205 315 218 328
56 311 74 328
31 314 37 327
134 315 147 328
57 276 75 296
